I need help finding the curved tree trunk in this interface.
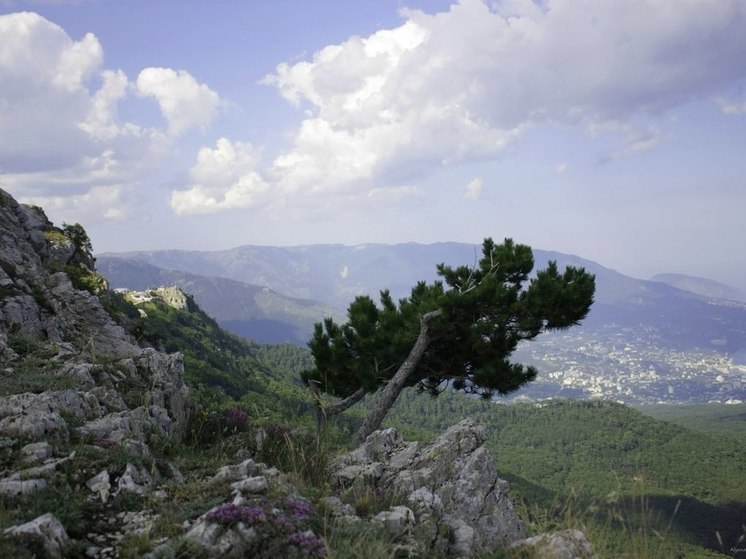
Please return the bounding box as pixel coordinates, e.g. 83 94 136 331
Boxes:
354 309 442 445
308 383 366 430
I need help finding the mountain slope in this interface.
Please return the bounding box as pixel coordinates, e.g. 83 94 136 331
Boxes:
651 272 746 302
101 243 746 354
98 257 342 345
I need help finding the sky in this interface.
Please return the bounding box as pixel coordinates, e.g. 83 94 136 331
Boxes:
1 0 745 290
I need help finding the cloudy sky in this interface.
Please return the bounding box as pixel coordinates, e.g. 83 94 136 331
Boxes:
1 0 745 289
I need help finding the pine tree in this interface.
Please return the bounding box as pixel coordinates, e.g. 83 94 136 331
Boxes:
302 238 596 444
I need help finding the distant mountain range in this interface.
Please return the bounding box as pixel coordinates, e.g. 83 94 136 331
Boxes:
99 242 746 355
98 257 342 345
651 273 746 303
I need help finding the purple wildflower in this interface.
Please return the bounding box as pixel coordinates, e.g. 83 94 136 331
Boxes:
289 531 327 558
286 498 312 520
222 406 249 432
203 503 267 526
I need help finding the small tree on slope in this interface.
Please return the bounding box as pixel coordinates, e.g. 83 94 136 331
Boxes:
302 238 596 445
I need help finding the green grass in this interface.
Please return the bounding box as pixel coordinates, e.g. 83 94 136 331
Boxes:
635 403 746 436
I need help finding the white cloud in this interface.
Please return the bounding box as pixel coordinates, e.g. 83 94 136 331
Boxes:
136 67 222 136
366 185 421 207
716 94 746 115
555 163 568 175
0 12 222 221
21 184 130 222
52 30 102 91
464 177 483 200
595 123 664 163
261 0 746 196
0 12 104 173
79 69 129 141
170 138 269 215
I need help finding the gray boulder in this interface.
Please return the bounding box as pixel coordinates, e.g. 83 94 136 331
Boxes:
0 389 103 440
510 529 598 559
330 419 527 557
3 513 70 558
135 349 189 437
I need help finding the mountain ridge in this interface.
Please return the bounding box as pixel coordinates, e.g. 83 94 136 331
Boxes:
100 241 746 353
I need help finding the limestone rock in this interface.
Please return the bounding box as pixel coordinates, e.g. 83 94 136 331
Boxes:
21 441 53 463
0 389 104 441
0 478 47 496
330 419 527 557
86 470 112 503
318 496 358 520
0 389 103 421
7 453 74 481
372 506 416 538
44 272 139 358
3 513 69 558
116 463 155 495
78 405 174 456
230 475 268 494
135 349 189 438
510 529 598 559
211 458 265 483
0 410 68 440
183 518 258 558
1 294 44 339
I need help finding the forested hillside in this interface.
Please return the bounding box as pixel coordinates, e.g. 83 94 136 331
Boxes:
120 288 745 557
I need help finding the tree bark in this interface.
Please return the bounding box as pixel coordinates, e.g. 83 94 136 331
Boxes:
354 309 442 445
308 383 366 430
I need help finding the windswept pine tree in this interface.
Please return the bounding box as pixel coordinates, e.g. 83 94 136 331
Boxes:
302 238 596 444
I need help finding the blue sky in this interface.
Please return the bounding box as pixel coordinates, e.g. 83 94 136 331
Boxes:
1 0 745 289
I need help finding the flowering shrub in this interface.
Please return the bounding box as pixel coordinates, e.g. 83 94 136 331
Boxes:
222 406 249 433
202 498 326 558
203 503 266 525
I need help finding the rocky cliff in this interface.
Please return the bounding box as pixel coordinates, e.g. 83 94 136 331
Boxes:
0 189 189 556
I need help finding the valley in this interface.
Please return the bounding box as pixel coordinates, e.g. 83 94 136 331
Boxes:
99 243 746 406
513 325 746 404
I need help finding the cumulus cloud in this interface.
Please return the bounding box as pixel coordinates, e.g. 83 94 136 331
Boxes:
716 93 746 115
20 185 131 222
170 138 269 215
0 11 221 221
262 0 746 195
0 12 104 173
595 123 664 164
136 67 222 136
464 177 483 200
366 185 421 207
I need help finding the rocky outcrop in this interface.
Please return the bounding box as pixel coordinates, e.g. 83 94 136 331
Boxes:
3 513 70 558
0 189 190 503
123 286 192 311
510 529 598 559
329 419 527 557
0 190 133 356
147 458 326 559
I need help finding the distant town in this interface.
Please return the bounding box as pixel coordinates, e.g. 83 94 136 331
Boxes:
512 325 746 404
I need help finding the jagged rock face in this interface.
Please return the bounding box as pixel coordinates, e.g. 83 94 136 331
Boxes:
124 286 192 311
330 419 527 557
0 187 190 455
0 189 129 355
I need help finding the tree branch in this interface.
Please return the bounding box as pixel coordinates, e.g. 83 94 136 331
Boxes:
307 382 366 430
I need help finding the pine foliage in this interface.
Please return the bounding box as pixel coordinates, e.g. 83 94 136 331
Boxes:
303 238 596 405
